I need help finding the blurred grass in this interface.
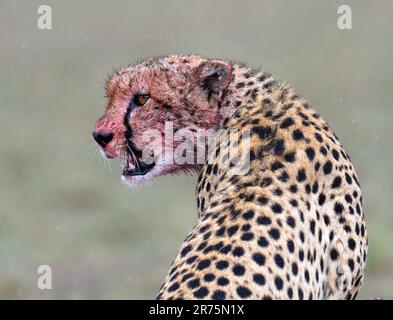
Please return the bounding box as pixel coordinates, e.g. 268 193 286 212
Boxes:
0 0 392 298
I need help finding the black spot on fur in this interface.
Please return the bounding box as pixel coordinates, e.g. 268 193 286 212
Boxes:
274 254 285 268
274 139 285 155
292 129 304 141
268 228 280 240
271 203 283 214
305 147 315 161
330 248 339 260
237 286 252 298
212 290 226 300
280 117 295 129
284 152 296 162
331 176 342 188
323 161 333 175
297 168 307 182
257 216 271 225
193 287 209 299
252 252 266 265
253 274 266 286
274 276 284 290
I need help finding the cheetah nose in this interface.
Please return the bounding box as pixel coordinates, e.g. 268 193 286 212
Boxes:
92 131 113 148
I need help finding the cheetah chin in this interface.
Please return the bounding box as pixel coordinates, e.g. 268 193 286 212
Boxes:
120 156 179 187
120 160 157 187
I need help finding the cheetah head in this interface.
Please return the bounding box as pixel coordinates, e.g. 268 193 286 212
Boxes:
92 55 233 186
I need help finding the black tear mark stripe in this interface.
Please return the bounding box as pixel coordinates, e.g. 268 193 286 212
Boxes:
123 103 143 158
123 98 176 158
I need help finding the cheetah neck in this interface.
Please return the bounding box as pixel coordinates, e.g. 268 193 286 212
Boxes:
219 64 280 125
197 66 305 219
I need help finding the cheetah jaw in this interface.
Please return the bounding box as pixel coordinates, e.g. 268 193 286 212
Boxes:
122 159 156 177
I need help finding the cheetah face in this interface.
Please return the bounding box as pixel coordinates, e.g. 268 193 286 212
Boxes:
92 55 232 186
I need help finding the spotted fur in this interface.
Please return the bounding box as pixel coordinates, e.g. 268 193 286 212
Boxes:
93 55 367 300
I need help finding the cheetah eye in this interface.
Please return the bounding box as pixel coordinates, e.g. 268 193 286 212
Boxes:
132 94 150 107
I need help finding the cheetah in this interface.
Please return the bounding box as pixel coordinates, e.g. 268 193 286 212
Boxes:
92 55 367 300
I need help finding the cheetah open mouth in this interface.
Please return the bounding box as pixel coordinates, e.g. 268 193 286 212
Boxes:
122 160 156 177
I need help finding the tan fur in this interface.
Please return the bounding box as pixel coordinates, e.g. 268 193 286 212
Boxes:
94 56 367 300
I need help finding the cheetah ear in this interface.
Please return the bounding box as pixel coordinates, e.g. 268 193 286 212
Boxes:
194 60 233 94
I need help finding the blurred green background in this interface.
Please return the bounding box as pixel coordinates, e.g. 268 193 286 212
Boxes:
0 0 392 299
